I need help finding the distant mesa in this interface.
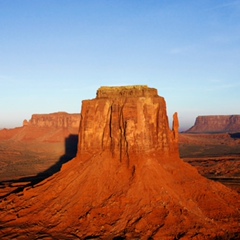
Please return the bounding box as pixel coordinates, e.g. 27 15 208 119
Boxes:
186 115 240 133
0 112 80 142
0 85 239 239
23 111 80 129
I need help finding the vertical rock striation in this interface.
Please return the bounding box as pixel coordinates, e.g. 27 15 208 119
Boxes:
24 112 80 129
78 86 179 164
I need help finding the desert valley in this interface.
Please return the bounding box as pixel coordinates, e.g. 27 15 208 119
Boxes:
0 86 239 239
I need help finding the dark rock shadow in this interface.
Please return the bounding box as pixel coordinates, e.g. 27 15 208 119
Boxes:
0 134 78 198
230 132 240 139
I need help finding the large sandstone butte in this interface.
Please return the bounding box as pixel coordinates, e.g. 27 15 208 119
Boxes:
0 86 239 239
186 115 240 133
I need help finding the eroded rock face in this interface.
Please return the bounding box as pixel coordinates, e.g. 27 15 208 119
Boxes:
78 86 179 164
187 115 240 133
0 86 239 239
0 112 80 142
24 112 80 129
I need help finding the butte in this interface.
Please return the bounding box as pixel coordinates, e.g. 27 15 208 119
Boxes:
0 85 239 239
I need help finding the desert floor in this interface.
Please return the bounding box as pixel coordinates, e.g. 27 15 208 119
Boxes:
1 132 240 197
180 133 240 193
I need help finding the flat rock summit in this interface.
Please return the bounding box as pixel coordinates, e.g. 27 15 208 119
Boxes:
0 86 239 239
0 112 80 142
186 115 240 133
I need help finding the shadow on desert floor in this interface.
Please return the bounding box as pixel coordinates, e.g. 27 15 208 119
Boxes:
230 132 240 139
0 134 78 198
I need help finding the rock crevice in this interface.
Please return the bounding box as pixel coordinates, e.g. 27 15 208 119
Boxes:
78 86 179 165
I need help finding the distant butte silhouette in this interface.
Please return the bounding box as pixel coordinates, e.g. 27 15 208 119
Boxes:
186 115 240 133
0 85 239 239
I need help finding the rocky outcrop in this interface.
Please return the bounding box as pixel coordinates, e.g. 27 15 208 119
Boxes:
0 86 239 239
79 86 179 163
0 112 80 142
186 115 240 133
23 112 80 129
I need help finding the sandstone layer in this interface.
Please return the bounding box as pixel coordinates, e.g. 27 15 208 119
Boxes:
0 86 239 239
186 115 240 133
23 112 80 129
79 86 179 163
0 112 80 142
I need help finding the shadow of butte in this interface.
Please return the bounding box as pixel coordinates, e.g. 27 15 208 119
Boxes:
0 134 78 199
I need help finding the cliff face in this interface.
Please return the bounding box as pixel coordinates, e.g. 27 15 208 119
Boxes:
0 112 80 142
23 112 80 129
0 86 239 239
187 115 240 133
78 86 179 163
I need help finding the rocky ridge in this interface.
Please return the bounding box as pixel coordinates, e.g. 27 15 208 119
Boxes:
23 112 80 129
0 112 80 142
0 86 239 239
186 115 240 133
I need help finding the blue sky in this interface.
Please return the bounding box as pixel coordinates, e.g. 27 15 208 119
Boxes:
0 0 240 130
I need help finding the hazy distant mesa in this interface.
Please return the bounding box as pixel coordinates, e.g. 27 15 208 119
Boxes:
23 112 81 129
186 115 240 133
21 112 240 135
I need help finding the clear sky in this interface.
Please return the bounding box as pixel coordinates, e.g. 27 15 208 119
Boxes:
0 0 240 130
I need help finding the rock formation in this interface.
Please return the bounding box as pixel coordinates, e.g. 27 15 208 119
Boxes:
186 115 240 133
79 86 179 163
0 112 80 142
23 112 80 129
0 86 239 239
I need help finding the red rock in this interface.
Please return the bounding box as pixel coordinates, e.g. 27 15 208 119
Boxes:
0 112 80 142
78 86 179 163
186 115 240 133
0 127 22 141
0 86 239 239
26 111 80 129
